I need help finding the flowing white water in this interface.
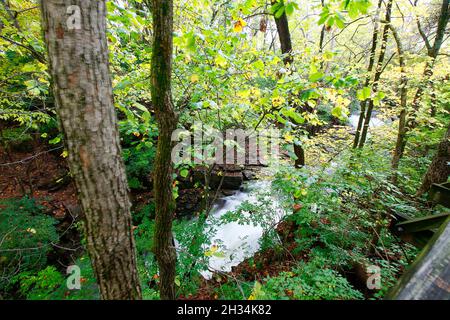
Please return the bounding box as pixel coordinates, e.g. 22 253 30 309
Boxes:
201 180 285 278
199 114 388 278
348 113 386 130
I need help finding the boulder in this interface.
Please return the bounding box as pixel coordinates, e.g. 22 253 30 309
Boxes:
242 170 257 181
210 171 243 190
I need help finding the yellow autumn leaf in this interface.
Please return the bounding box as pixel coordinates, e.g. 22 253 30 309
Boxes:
190 74 199 83
237 90 250 99
272 96 285 107
284 133 294 143
233 18 247 33
215 54 227 68
249 87 261 97
205 245 218 257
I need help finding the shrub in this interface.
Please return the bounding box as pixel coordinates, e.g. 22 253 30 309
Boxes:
255 262 363 300
0 197 58 294
118 105 158 191
215 281 254 300
13 266 64 300
1 127 33 152
17 256 101 300
132 202 155 225
122 143 156 190
52 256 100 300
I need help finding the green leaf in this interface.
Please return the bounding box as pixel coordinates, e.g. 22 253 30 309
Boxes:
22 64 37 72
282 108 304 124
253 59 265 70
114 79 132 91
49 137 61 145
376 91 386 100
331 106 343 118
318 14 328 25
275 6 285 18
285 3 294 16
309 72 324 82
186 33 196 51
180 169 189 178
348 5 359 19
133 102 149 113
327 17 335 27
335 16 345 29
270 2 283 15
357 86 371 101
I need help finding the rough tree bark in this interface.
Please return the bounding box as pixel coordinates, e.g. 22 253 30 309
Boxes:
353 0 383 149
416 125 450 196
40 0 142 299
358 0 393 148
272 0 304 167
150 0 178 300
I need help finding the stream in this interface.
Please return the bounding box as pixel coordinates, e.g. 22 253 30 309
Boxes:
200 113 388 278
348 113 387 131
201 180 286 278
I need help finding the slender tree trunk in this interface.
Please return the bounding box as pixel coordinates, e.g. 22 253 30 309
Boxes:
404 60 434 133
272 0 304 167
397 0 449 158
429 0 450 59
353 0 383 149
273 1 293 65
389 24 408 184
416 125 450 196
358 0 393 148
40 0 142 300
151 0 178 300
318 0 326 69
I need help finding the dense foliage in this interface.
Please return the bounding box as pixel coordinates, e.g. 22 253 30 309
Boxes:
0 0 448 300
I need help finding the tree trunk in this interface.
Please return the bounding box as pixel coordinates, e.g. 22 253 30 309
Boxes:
416 125 450 196
273 1 293 65
151 0 178 300
389 24 408 184
358 0 393 149
429 0 450 59
40 0 142 300
404 60 434 135
272 0 304 167
397 0 449 159
294 144 305 168
353 0 383 149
